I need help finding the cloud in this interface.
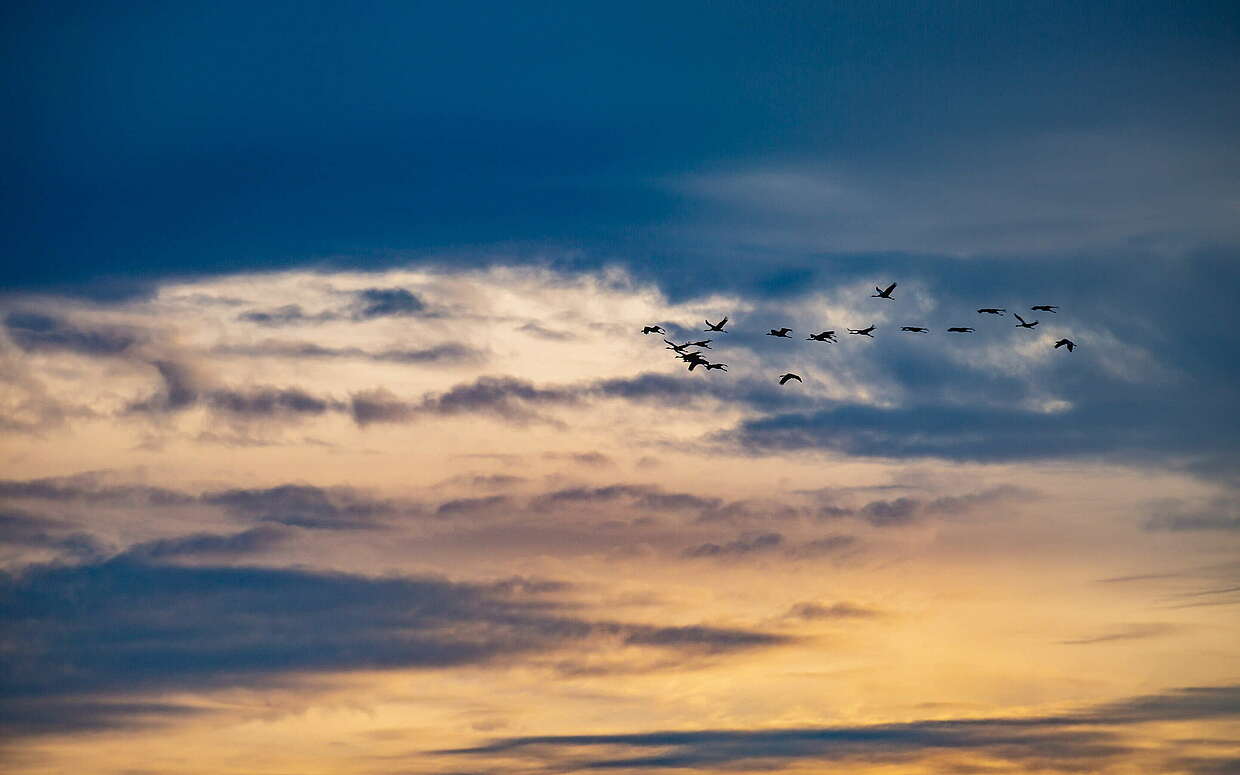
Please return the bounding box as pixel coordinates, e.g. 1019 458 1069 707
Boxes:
127 359 202 413
436 495 512 517
860 496 921 527
533 484 721 514
216 339 483 364
0 510 108 560
119 526 292 561
443 685 1240 771
681 532 783 558
202 484 397 530
351 287 426 319
238 304 337 326
351 376 580 427
1058 622 1181 646
786 535 859 559
785 601 879 620
1145 497 1240 532
3 312 142 356
0 558 787 737
0 476 400 533
518 322 574 341
236 288 427 327
204 386 339 417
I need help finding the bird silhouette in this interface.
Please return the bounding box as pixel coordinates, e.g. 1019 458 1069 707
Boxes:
806 331 837 342
947 327 975 333
848 325 877 337
1031 305 1059 313
1014 314 1039 329
705 317 729 332
778 373 803 385
687 360 707 371
977 308 1005 315
705 362 728 371
685 340 712 349
1054 338 1076 351
900 326 929 333
642 325 666 334
767 328 793 338
872 282 897 299
664 339 692 354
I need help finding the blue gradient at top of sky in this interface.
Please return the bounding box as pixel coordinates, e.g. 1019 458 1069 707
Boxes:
5 0 1239 298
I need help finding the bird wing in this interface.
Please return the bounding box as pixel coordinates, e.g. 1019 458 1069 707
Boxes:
883 282 896 294
1014 314 1027 324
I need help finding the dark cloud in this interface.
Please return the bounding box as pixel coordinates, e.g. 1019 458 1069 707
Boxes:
236 289 426 327
436 495 512 517
444 685 1240 771
202 484 396 530
204 386 338 416
786 535 859 559
533 484 721 514
127 360 201 413
0 476 399 532
618 624 786 653
1058 623 1180 646
351 377 580 427
0 558 785 737
785 601 879 620
352 287 426 319
1146 497 1240 532
924 485 1034 515
119 526 292 561
0 699 204 738
349 387 417 425
3 312 142 356
544 452 613 467
682 533 783 558
237 304 337 326
860 497 921 527
423 376 578 420
0 474 190 506
217 339 483 364
0 510 107 560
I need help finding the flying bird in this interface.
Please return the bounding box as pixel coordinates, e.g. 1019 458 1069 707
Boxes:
947 327 975 333
977 308 1005 315
1031 305 1059 313
1054 338 1076 351
1014 314 1039 329
848 325 877 337
767 328 793 338
685 340 712 349
705 362 728 371
778 373 803 385
705 317 729 332
872 282 897 299
900 326 929 333
806 331 837 342
642 325 666 334
664 339 692 354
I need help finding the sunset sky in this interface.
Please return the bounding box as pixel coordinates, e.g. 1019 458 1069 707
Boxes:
3 3 1239 773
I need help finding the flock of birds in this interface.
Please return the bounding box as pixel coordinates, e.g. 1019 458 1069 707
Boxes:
641 282 1077 385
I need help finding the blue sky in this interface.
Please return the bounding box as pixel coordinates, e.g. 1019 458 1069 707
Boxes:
5 1 1239 295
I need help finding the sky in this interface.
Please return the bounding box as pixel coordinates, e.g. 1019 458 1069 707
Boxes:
2 2 1239 773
